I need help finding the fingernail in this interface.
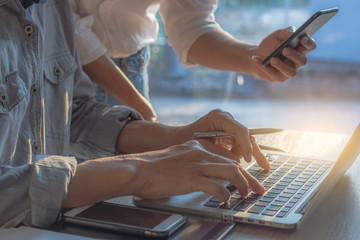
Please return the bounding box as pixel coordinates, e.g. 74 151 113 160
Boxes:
260 185 266 194
245 153 252 163
283 48 292 56
302 36 309 44
252 55 261 63
288 26 296 33
271 57 280 65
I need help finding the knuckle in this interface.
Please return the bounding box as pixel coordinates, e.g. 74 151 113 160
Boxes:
302 57 308 66
186 140 201 148
289 70 297 78
191 148 204 157
209 108 223 116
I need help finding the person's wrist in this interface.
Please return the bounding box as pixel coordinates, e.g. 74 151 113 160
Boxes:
131 159 157 199
249 45 260 76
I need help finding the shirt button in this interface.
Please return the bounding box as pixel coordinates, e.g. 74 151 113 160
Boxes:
53 67 61 77
140 56 145 66
32 143 38 152
0 93 7 104
24 24 33 36
31 85 38 96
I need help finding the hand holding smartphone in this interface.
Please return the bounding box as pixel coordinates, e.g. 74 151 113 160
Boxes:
63 202 186 238
261 7 339 67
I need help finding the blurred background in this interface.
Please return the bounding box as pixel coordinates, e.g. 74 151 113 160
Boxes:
148 0 360 134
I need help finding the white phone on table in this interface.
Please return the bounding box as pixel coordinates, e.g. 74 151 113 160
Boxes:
63 202 186 238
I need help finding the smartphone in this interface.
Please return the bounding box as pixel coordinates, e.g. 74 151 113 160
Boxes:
261 7 339 67
62 202 186 238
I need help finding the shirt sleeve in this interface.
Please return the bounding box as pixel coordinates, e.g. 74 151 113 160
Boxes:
68 46 144 160
0 156 76 228
159 0 223 67
72 12 107 65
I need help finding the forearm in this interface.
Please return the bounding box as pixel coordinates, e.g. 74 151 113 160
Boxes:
116 120 192 154
83 54 155 117
62 156 145 209
188 29 257 75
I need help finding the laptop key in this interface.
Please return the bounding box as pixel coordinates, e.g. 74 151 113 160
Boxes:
281 207 292 213
271 201 286 207
264 193 277 198
264 179 277 184
287 185 301 190
262 209 278 216
298 189 307 195
226 184 237 193
293 194 303 199
280 178 292 183
267 205 281 211
276 181 289 186
234 202 253 212
268 189 282 194
255 201 270 207
285 202 295 208
289 198 299 204
276 211 287 218
208 197 221 203
276 197 290 202
247 206 265 214
220 198 242 209
279 193 293 198
285 174 297 179
283 189 297 194
291 182 304 187
272 185 286 190
231 193 242 199
204 201 220 208
259 196 274 202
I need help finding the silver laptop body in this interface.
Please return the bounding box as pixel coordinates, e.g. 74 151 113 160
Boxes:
134 125 360 229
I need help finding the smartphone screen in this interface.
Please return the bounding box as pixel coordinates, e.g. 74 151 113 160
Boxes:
63 203 186 238
75 203 171 229
261 7 338 67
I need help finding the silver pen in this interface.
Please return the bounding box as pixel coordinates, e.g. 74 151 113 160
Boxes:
193 128 285 152
193 128 284 139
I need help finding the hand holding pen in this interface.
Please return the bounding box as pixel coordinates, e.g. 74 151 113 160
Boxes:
194 128 285 153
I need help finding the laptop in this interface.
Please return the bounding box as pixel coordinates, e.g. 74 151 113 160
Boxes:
134 125 360 229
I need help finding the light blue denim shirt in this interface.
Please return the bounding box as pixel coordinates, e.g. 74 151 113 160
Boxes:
0 0 142 228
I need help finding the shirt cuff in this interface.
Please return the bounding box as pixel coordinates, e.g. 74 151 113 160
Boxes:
85 105 143 157
27 155 77 227
174 23 222 68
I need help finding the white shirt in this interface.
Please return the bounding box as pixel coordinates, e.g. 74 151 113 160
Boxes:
70 0 222 67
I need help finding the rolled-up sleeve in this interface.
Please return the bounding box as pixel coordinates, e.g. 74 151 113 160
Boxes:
0 156 76 228
69 50 143 159
70 100 143 159
160 0 222 67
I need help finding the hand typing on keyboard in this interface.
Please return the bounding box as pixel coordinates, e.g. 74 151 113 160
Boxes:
204 153 333 218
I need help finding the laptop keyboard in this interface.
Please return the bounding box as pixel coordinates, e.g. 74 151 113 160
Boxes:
203 154 334 218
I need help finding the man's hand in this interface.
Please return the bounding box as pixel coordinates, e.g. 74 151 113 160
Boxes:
184 109 270 171
134 140 266 202
251 27 317 82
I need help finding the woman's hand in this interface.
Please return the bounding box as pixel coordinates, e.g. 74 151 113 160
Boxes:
251 27 317 82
